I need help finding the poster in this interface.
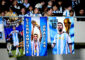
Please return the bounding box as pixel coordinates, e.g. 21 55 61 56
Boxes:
48 17 74 54
0 17 5 43
24 17 47 56
3 17 24 57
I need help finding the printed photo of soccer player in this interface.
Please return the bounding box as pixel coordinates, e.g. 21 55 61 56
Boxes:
24 17 47 56
52 22 72 54
31 20 42 56
3 17 24 57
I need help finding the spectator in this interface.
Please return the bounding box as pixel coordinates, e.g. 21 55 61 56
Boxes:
77 9 85 21
52 5 60 13
57 0 63 13
63 6 75 16
44 8 53 16
11 0 24 14
35 1 45 9
5 7 18 20
78 9 85 16
23 0 30 8
70 9 75 17
19 8 27 17
0 11 5 16
0 0 7 12
27 6 33 16
30 8 42 17
47 1 53 8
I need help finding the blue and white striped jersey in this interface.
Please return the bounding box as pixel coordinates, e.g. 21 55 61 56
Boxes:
53 32 72 54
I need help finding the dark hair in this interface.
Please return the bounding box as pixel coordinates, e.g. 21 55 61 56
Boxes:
57 22 63 27
34 34 38 37
70 9 74 13
47 8 52 12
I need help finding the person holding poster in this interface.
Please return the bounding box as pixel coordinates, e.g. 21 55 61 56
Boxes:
31 20 42 56
52 22 72 54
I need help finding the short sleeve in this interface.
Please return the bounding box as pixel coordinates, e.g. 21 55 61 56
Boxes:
66 33 72 43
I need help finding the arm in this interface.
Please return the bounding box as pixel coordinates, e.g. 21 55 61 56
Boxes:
52 35 56 48
67 33 72 54
31 26 34 41
38 26 42 42
69 43 72 54
9 31 12 36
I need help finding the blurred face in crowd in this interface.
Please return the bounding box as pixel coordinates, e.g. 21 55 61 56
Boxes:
79 9 84 15
29 6 33 11
53 5 58 11
9 8 13 12
68 6 72 11
34 8 39 14
21 8 26 14
24 0 28 3
33 34 38 41
13 0 17 5
41 1 45 5
58 1 62 6
48 1 53 6
47 8 53 16
1 0 6 5
1 12 5 16
13 26 16 30
57 22 63 33
70 11 74 16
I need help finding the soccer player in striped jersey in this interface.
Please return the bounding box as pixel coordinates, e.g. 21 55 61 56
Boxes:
31 23 42 56
9 26 20 56
52 22 72 54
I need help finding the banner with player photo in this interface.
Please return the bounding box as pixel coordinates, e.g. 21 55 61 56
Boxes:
24 17 47 56
48 17 74 54
3 17 24 57
0 17 4 42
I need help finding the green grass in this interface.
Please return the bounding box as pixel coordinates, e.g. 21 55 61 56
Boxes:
11 48 24 57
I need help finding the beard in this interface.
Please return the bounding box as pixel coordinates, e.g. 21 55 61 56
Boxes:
59 29 62 32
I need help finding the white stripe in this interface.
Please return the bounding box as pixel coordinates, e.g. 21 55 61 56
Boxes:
57 34 59 54
61 34 64 54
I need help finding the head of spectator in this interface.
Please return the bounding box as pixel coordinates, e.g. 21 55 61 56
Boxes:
58 0 63 6
34 8 40 14
53 5 58 11
20 8 26 15
79 9 85 16
29 6 33 11
13 0 18 6
47 1 53 8
44 8 53 16
67 6 72 11
23 0 30 8
1 0 6 5
24 0 28 4
70 9 75 16
0 11 5 16
40 1 45 6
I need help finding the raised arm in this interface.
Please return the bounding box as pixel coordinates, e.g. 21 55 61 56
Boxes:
38 26 42 42
31 26 34 41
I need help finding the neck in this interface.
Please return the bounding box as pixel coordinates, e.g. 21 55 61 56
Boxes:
59 31 63 34
34 40 37 42
22 12 25 15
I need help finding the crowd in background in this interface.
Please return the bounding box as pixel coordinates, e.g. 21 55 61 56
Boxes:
0 0 85 17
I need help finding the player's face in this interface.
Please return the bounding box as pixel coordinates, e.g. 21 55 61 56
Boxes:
34 35 38 41
13 27 16 30
57 24 63 32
